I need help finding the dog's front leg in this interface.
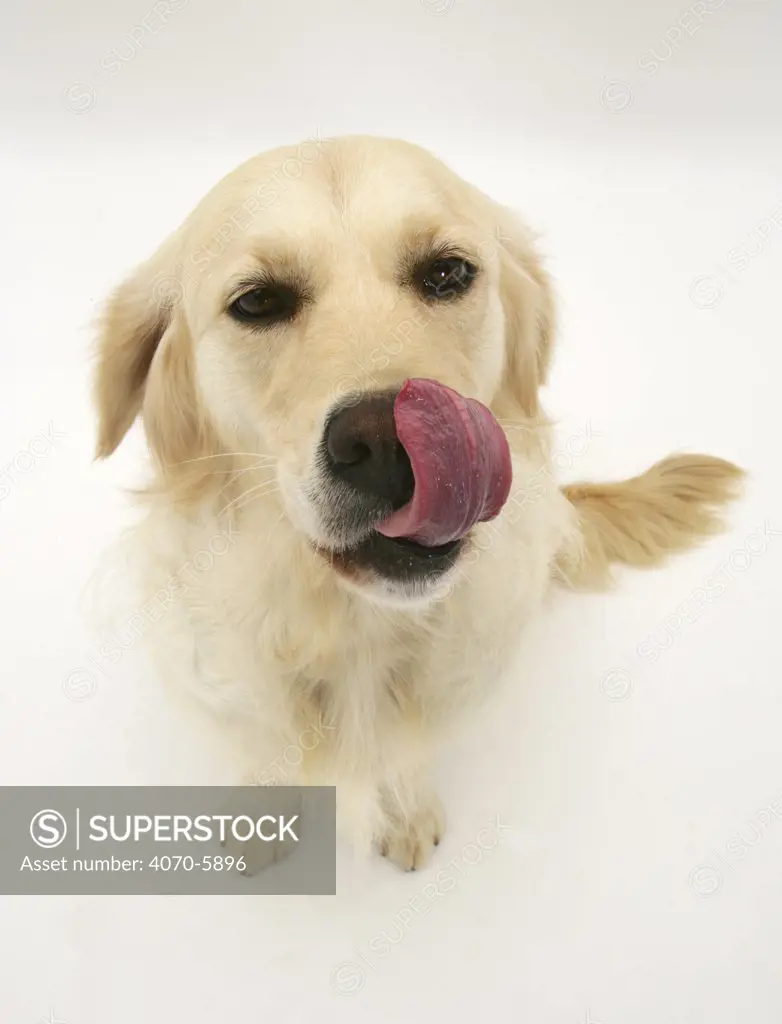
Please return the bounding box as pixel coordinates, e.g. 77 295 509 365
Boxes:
214 729 306 878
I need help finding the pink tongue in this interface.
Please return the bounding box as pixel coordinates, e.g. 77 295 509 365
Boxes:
376 378 512 547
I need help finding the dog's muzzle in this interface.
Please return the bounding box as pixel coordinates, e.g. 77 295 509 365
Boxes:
311 379 511 591
314 388 462 586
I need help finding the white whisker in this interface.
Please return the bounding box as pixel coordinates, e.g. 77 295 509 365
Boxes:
218 481 281 517
171 452 279 467
215 464 277 502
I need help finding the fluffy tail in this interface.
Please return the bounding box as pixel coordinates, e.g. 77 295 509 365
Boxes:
556 454 745 588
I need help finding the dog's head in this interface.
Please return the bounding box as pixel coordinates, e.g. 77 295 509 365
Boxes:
95 136 554 605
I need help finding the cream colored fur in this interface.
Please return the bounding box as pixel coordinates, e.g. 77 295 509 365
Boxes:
94 136 742 869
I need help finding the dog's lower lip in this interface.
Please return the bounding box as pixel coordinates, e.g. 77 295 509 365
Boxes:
313 527 463 586
378 533 460 558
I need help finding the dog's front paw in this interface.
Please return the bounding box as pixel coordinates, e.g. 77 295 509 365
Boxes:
378 793 445 872
219 787 302 878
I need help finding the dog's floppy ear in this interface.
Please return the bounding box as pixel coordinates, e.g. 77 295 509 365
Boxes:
94 240 219 500
93 232 188 459
491 208 556 422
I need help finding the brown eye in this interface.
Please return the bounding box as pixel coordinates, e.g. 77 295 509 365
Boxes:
417 256 478 301
229 285 298 325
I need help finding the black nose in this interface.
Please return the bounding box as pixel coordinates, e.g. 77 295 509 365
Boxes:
324 391 414 509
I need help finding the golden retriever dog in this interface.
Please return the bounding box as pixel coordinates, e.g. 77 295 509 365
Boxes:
94 136 742 869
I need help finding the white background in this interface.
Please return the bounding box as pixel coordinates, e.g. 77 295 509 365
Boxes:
2 0 781 1021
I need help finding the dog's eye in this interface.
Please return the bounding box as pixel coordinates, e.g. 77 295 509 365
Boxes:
229 286 297 325
417 256 478 301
